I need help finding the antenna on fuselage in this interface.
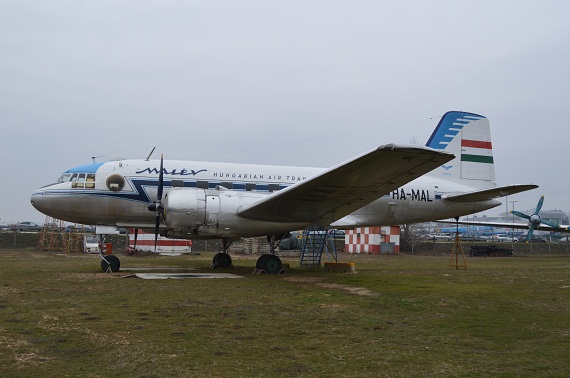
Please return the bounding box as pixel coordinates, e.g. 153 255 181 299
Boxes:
145 147 156 161
91 155 105 164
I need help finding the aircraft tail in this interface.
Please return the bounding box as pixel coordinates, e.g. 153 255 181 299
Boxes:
425 111 495 183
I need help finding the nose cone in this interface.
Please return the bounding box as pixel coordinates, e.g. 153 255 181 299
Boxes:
31 188 51 216
31 184 65 220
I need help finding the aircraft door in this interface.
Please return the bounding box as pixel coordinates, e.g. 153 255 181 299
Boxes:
205 192 220 226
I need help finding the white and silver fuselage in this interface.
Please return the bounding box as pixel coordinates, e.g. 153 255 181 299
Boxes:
31 158 499 239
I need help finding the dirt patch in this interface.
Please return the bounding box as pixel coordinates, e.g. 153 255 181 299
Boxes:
282 276 324 283
316 283 377 297
283 276 376 296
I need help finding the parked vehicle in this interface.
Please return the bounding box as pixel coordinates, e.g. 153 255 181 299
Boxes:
83 235 100 253
459 232 483 241
65 225 96 233
491 234 512 242
420 233 452 240
516 235 546 243
558 236 570 243
9 221 43 232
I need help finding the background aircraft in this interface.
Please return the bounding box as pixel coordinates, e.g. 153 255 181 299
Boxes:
440 195 570 241
31 111 536 273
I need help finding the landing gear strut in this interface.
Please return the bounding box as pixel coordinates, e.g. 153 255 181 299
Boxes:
211 239 233 269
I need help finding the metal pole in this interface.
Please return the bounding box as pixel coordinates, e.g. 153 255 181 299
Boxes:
510 200 517 249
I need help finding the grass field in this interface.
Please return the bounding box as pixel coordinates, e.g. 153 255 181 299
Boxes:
1 249 569 377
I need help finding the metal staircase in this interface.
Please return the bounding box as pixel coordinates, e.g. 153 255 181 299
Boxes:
299 229 339 268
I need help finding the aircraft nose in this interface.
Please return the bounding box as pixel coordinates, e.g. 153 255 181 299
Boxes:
31 188 54 216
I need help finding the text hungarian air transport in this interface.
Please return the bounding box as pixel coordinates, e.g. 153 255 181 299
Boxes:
31 111 537 273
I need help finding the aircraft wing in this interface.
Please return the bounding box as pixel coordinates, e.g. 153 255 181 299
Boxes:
238 144 453 227
442 184 538 202
437 219 570 233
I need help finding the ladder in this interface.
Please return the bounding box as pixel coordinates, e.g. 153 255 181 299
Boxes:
299 229 339 268
37 216 65 251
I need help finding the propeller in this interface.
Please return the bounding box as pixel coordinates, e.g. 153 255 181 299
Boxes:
147 154 165 251
511 196 560 242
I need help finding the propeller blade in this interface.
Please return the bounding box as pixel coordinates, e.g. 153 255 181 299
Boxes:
541 219 561 229
157 154 164 201
526 224 538 242
150 154 165 253
535 195 544 214
511 210 531 220
154 215 160 252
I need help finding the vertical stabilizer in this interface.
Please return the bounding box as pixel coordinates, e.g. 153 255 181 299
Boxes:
425 111 495 182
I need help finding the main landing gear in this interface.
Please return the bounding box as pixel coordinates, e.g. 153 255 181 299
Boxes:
254 235 285 275
211 239 233 269
210 237 285 274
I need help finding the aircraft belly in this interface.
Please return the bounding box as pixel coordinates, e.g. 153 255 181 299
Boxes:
332 197 500 227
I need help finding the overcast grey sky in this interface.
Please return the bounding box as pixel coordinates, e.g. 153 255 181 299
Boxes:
1 1 569 225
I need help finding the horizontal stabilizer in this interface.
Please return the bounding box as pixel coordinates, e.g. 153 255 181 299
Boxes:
238 144 453 227
442 184 538 202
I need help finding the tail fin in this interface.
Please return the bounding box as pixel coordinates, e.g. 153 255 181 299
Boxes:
425 111 495 183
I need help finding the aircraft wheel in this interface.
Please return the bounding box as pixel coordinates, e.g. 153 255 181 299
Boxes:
101 255 120 273
212 253 232 268
256 254 270 269
261 255 283 275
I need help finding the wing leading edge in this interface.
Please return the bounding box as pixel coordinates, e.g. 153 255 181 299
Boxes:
237 144 453 227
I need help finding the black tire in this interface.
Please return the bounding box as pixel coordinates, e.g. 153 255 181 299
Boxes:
256 254 270 269
262 255 283 275
212 253 232 268
101 255 120 273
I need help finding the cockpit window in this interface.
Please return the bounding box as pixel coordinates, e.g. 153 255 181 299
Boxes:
62 172 97 189
85 174 95 188
72 174 86 188
57 173 72 183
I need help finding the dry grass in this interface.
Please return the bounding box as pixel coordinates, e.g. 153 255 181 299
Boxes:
0 249 569 377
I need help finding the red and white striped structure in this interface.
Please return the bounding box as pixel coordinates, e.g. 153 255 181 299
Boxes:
128 229 192 254
345 226 400 254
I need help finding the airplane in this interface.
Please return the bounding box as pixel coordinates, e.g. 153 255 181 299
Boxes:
439 195 570 241
31 111 537 273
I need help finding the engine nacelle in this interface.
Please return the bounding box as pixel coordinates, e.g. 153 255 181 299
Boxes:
162 187 299 239
163 188 206 230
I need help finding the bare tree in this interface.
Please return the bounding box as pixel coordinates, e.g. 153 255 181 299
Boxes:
400 223 422 254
